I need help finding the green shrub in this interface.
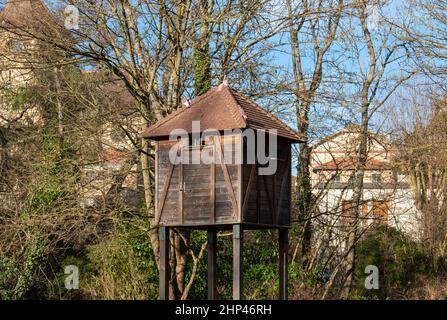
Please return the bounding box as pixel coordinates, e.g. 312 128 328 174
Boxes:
0 238 48 300
0 257 19 300
353 224 429 299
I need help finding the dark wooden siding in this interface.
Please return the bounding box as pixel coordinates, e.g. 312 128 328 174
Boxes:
241 137 291 227
156 140 180 225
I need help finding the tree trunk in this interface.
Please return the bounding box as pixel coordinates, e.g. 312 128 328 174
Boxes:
341 98 369 298
0 127 7 190
193 0 213 95
297 131 313 268
53 67 64 146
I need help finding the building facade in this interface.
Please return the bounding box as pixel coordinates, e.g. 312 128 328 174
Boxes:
310 125 421 245
0 0 142 208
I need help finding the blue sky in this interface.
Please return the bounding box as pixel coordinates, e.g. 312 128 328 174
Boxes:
263 0 437 142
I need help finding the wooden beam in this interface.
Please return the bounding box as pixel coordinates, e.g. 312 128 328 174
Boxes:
207 230 217 300
155 162 175 226
256 170 260 223
179 160 184 225
215 137 238 220
238 161 242 221
279 228 288 300
159 227 170 300
261 174 275 224
210 145 216 224
275 155 291 225
233 224 243 300
272 173 276 219
241 164 256 217
154 141 158 219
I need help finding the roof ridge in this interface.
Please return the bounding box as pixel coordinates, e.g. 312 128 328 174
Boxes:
221 85 247 129
187 85 220 106
229 88 304 141
142 85 306 142
144 85 229 135
319 157 388 164
311 125 390 149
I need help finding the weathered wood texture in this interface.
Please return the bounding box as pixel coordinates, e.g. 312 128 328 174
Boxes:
279 227 289 300
232 224 243 300
156 135 240 227
159 227 170 300
155 134 292 228
207 230 217 300
241 137 292 227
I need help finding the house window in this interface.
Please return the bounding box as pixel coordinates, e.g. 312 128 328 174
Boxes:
362 202 369 227
188 134 198 146
189 133 216 146
334 174 341 183
355 173 363 183
372 200 388 223
348 172 362 185
372 173 382 184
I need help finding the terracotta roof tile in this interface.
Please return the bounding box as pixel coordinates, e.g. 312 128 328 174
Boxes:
229 88 304 142
101 148 130 165
0 0 69 39
0 0 53 28
142 84 305 142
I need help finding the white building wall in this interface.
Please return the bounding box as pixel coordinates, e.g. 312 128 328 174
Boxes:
311 129 421 245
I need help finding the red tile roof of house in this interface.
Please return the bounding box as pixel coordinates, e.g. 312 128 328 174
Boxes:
314 157 389 170
142 83 305 142
0 0 72 44
101 148 130 165
0 0 56 29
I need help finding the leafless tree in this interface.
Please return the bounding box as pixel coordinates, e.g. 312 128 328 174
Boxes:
284 0 344 269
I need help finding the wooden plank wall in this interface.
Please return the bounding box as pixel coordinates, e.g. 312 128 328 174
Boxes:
241 137 291 227
157 140 181 225
156 135 241 226
155 134 291 228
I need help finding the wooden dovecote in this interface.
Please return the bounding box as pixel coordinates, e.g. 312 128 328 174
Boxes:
142 82 305 300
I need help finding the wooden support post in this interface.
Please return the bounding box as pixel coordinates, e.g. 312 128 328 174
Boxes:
207 230 217 300
279 227 288 300
179 161 184 224
210 146 216 224
159 226 170 300
233 224 243 300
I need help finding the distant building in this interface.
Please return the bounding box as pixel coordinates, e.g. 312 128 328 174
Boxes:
310 125 420 245
0 0 69 86
0 0 143 208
